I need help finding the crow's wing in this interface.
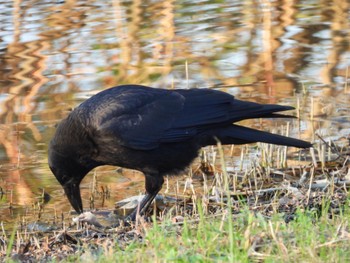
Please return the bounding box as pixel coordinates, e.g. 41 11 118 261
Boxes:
82 86 294 150
173 88 294 126
159 88 294 143
81 85 185 150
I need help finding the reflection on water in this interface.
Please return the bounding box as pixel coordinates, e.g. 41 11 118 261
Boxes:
0 0 349 226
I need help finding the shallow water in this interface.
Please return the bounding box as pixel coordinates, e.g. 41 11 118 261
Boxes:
0 0 349 227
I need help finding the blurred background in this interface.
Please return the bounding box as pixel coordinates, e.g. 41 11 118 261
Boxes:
0 0 349 226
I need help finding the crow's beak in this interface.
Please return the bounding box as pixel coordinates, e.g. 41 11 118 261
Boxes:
63 183 83 214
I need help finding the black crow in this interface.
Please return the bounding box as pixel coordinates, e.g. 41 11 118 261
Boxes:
48 85 311 220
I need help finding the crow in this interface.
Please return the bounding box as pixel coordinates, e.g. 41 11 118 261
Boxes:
48 85 311 220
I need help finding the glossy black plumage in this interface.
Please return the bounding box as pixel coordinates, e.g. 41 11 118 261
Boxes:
48 85 311 220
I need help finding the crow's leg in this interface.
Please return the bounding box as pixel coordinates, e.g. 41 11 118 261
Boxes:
127 173 164 221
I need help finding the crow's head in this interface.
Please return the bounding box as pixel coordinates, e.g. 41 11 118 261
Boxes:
48 146 90 214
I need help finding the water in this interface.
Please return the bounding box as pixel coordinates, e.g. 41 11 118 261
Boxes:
0 0 349 227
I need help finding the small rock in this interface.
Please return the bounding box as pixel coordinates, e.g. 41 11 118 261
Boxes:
115 195 179 216
73 212 103 228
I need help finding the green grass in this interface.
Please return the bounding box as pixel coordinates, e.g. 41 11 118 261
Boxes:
61 199 350 263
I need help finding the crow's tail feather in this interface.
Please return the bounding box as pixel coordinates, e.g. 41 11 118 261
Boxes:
207 124 312 148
